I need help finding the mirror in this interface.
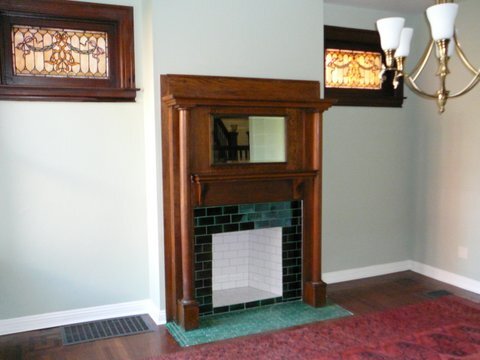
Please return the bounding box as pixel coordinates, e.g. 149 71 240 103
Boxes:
212 115 286 164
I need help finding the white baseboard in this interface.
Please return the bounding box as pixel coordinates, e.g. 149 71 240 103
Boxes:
324 259 480 296
2 260 479 336
0 299 166 336
323 260 412 284
411 261 480 295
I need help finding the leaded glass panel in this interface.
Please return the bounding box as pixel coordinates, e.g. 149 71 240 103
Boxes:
12 25 109 79
325 49 382 90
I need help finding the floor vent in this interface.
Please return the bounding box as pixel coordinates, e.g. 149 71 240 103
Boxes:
61 315 155 346
425 289 453 299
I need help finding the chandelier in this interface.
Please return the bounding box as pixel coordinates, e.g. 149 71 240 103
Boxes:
376 0 479 113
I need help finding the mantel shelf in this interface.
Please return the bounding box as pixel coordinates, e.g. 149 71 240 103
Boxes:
162 95 334 111
192 171 318 184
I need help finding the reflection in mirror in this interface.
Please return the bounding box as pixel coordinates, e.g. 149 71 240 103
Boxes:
212 116 286 164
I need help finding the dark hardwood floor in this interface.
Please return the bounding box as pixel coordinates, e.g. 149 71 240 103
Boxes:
1 271 479 360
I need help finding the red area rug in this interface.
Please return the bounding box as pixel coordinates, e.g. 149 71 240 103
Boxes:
153 296 480 359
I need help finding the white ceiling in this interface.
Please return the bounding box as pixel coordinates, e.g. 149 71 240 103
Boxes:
323 0 435 14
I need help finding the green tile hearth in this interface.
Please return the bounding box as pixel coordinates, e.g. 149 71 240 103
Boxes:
166 301 352 347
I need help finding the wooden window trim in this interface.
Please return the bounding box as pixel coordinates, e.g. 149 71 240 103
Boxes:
0 0 138 102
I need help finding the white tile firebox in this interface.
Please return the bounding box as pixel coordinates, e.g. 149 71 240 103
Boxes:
212 227 283 307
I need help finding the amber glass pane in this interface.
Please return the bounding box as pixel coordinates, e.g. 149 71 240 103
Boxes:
11 25 109 79
325 49 382 90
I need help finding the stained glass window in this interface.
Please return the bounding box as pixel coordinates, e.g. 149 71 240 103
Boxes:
12 25 109 79
325 49 382 90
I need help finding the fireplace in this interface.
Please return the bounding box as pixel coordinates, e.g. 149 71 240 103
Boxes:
194 201 302 316
161 74 333 330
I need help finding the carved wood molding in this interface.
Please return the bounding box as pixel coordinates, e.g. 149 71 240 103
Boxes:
191 172 316 207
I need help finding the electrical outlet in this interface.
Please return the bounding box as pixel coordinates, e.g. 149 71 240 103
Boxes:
458 246 468 259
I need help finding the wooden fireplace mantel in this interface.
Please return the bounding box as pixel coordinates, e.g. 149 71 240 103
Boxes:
161 74 333 330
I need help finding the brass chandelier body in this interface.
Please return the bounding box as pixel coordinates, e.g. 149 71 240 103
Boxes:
383 0 480 113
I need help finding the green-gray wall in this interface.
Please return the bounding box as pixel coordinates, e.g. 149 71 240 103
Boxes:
0 0 151 319
411 0 480 280
322 4 417 271
1 0 479 322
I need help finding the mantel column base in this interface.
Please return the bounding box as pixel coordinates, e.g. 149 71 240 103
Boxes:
176 299 199 330
303 280 327 307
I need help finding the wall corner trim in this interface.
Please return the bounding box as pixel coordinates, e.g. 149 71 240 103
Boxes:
0 299 166 336
411 261 480 295
147 300 166 325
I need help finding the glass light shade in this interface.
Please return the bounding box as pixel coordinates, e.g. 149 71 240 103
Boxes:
395 28 414 57
426 3 458 41
376 17 405 50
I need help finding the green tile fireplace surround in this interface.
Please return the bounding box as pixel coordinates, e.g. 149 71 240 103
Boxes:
194 201 303 316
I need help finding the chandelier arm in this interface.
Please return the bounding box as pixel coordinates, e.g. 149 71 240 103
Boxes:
376 3 480 112
406 40 435 82
404 75 438 99
454 35 480 75
449 73 480 98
